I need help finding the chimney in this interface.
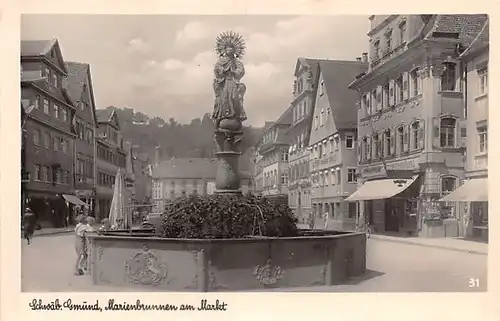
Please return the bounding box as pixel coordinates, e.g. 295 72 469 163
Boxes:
154 146 161 165
356 57 362 62
361 52 368 64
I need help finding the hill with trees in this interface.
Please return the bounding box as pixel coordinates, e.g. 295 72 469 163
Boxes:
99 106 263 171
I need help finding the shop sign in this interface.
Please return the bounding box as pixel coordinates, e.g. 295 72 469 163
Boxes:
386 158 419 171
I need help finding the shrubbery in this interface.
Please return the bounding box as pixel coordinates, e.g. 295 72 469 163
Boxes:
160 194 299 239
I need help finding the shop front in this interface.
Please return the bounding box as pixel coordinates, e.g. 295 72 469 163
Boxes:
346 173 421 236
26 192 88 228
439 177 488 242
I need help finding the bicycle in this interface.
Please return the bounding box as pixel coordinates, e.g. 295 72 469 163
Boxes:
355 223 372 239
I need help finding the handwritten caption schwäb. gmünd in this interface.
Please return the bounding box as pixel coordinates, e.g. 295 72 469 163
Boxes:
29 298 228 312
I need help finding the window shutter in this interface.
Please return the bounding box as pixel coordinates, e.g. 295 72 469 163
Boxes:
432 117 441 149
402 71 409 100
460 123 467 149
376 85 383 111
418 121 425 149
390 128 395 154
403 125 409 152
367 136 372 160
389 80 395 106
357 140 362 163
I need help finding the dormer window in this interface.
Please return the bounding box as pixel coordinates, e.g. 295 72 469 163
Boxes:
384 29 392 53
373 40 380 60
398 20 407 45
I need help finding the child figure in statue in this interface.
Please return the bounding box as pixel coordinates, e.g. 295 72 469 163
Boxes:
212 31 247 130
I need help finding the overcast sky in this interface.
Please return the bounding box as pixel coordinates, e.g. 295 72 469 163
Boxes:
21 15 370 127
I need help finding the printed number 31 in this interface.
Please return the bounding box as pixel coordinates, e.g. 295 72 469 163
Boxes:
469 278 480 287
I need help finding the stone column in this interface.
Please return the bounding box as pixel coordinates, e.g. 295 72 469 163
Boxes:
213 119 244 194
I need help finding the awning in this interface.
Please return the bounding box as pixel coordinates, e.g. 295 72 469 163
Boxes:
439 178 488 202
345 175 419 202
62 194 89 207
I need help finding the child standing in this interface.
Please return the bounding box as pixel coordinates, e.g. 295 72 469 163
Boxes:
74 215 96 275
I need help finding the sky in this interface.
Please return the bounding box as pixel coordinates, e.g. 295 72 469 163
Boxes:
21 15 370 127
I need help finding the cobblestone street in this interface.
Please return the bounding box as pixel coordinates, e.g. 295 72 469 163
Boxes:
21 234 487 292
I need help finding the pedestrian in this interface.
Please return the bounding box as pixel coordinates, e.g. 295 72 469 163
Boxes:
23 208 36 245
323 212 329 230
74 215 96 275
80 216 97 273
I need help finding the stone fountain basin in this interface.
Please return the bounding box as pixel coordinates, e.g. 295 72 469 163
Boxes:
86 230 366 291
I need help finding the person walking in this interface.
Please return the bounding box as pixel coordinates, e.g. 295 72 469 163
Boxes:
323 211 329 230
23 208 36 245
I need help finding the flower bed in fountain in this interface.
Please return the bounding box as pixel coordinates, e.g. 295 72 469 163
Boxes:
87 194 366 291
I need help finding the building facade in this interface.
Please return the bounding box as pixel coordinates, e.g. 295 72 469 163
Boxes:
287 58 322 223
253 109 292 198
63 61 98 211
308 60 367 230
152 158 253 212
442 20 489 240
95 109 127 221
348 15 487 237
21 39 77 228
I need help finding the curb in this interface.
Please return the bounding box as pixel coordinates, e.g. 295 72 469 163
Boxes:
33 229 74 237
370 235 488 256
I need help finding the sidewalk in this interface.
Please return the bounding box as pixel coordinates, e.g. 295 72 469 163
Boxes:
370 234 488 255
34 226 74 237
297 224 487 255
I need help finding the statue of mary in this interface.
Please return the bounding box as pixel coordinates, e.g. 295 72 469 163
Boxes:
212 31 248 130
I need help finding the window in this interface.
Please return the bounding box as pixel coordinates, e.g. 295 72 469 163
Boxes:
281 173 289 186
478 68 488 95
320 109 325 126
383 83 390 108
44 67 50 78
281 149 288 162
34 95 40 109
320 80 324 96
362 93 370 115
336 168 341 184
385 130 391 156
440 62 456 91
43 99 49 114
329 139 334 154
440 118 456 148
41 166 49 182
54 104 60 119
314 116 319 129
323 141 327 156
441 176 457 197
399 21 406 45
411 68 420 96
334 136 339 150
52 73 58 88
412 122 419 150
43 132 50 148
62 108 67 122
362 137 368 161
398 126 404 153
34 164 41 180
396 76 404 103
346 134 354 149
373 134 380 159
33 129 40 145
53 137 59 151
385 30 392 53
62 139 68 154
373 40 380 60
347 168 357 183
478 125 487 153
64 170 69 184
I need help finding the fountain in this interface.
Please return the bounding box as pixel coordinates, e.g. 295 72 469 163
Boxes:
87 31 366 291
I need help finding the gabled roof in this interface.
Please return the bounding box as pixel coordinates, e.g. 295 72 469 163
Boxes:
21 39 57 56
21 76 75 108
319 60 368 129
425 14 488 47
293 57 326 81
20 38 68 74
96 108 120 129
152 158 251 179
460 19 489 59
63 61 98 125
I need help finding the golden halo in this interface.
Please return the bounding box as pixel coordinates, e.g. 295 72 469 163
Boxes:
215 31 246 58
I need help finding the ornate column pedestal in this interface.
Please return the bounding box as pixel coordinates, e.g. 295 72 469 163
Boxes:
213 124 243 195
